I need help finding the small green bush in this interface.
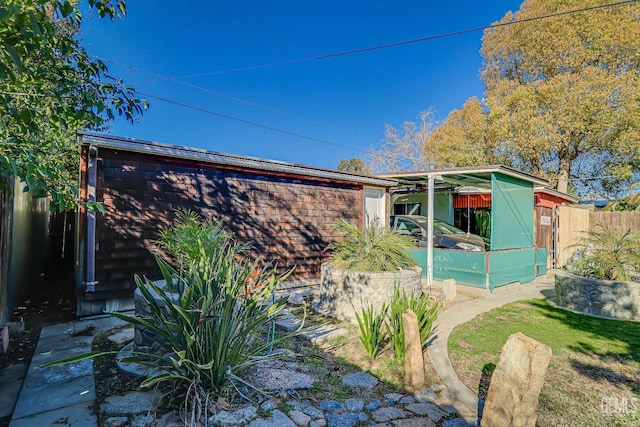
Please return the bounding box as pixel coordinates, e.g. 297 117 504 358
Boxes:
567 223 640 281
353 300 388 359
326 219 416 272
355 286 438 362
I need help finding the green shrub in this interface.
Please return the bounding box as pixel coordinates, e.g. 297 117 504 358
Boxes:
385 286 439 362
567 223 640 281
326 219 416 272
47 213 295 422
353 300 388 359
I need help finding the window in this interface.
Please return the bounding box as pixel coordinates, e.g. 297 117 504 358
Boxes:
393 202 421 215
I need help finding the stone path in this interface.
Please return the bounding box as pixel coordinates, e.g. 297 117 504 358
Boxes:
1 277 555 426
6 315 127 427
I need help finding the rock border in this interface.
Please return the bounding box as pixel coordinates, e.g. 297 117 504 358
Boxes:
554 270 640 321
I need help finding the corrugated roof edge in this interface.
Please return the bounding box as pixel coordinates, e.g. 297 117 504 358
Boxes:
77 132 397 188
379 165 549 186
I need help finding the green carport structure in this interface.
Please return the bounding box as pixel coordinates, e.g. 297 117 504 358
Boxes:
381 166 549 292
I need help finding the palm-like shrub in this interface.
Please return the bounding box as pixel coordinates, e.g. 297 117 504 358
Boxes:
567 223 640 281
326 219 416 272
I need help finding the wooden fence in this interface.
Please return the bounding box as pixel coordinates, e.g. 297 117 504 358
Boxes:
555 206 640 267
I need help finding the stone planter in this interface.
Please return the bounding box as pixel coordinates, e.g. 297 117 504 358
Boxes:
554 270 640 321
314 262 423 324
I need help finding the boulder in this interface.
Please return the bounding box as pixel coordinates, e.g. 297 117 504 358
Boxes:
481 332 552 427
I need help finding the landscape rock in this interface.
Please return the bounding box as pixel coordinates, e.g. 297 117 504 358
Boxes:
481 332 552 427
399 395 415 405
443 418 480 427
209 406 257 426
344 398 364 412
325 412 367 427
442 279 457 306
101 391 162 415
371 407 408 423
392 417 436 427
341 371 378 389
107 328 134 345
405 402 446 421
384 393 404 406
247 409 297 427
366 399 383 411
319 400 344 412
303 405 324 419
289 409 312 426
414 388 437 403
247 363 315 390
104 416 128 427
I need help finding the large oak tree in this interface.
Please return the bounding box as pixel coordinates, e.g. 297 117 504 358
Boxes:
481 0 640 195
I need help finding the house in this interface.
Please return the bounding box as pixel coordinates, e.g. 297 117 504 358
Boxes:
75 132 397 316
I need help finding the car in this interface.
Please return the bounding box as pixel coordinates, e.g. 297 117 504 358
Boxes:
390 215 488 251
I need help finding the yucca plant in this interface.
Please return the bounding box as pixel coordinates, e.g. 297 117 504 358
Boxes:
46 214 296 423
567 223 640 281
353 300 388 359
326 219 416 272
385 285 439 361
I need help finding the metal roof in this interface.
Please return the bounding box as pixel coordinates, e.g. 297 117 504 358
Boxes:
77 132 397 187
379 165 548 189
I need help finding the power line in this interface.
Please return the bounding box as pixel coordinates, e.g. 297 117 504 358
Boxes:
138 91 369 154
98 58 379 144
148 0 639 79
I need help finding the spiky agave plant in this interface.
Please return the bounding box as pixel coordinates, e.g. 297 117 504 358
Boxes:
567 223 640 281
326 219 416 272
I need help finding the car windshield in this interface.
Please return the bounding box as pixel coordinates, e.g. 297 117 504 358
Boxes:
410 217 465 235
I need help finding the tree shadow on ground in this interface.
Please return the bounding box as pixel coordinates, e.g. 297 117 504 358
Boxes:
527 299 640 391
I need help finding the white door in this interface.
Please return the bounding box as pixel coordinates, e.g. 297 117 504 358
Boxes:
364 187 386 227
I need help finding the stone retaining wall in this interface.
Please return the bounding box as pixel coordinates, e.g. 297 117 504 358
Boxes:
554 270 640 321
315 263 422 323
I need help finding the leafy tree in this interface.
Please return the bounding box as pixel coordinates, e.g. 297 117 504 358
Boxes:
0 0 147 211
425 97 504 168
368 109 438 173
337 157 370 174
481 0 640 195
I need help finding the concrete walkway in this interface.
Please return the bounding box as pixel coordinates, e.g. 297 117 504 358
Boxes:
427 275 555 416
8 315 126 427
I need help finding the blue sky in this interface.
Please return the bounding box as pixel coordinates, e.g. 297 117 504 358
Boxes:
82 1 523 170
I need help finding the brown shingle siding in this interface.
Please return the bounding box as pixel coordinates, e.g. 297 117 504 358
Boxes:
86 147 363 302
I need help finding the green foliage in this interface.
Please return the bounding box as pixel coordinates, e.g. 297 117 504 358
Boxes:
46 214 295 419
480 0 640 195
156 210 245 286
353 300 387 359
384 286 439 362
336 158 370 174
0 0 147 211
326 219 417 272
603 192 640 212
386 287 407 362
567 223 640 281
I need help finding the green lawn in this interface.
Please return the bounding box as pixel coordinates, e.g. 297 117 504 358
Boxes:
449 299 640 427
